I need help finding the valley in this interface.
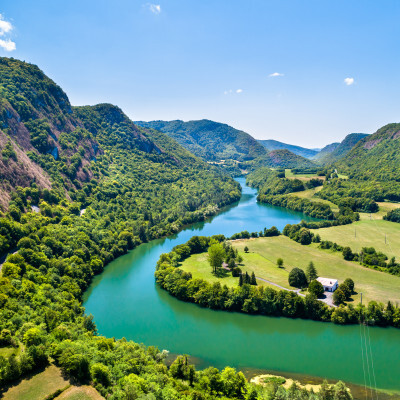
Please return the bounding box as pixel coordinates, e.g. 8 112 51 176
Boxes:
1 57 400 399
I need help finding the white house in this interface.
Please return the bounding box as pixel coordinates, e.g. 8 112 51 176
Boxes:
317 277 338 292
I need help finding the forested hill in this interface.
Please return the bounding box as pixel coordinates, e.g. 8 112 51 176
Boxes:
135 119 266 161
314 133 368 164
244 149 317 171
258 139 319 159
336 123 400 181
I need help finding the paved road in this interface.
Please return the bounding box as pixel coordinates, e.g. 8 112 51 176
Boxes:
255 276 337 307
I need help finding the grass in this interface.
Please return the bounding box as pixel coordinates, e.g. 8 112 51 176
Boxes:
288 186 339 212
180 253 291 290
0 345 20 358
311 216 400 261
232 236 400 304
2 364 70 400
55 385 104 400
182 235 400 304
285 169 325 181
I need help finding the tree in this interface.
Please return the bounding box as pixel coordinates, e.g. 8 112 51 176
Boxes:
288 267 307 288
208 243 226 274
244 246 249 253
228 258 236 270
333 380 353 400
306 261 318 283
338 283 351 300
342 247 354 261
277 258 284 268
232 267 241 277
244 271 250 284
238 274 243 286
250 272 257 285
299 228 312 245
343 278 354 293
333 289 346 305
237 254 243 264
308 280 324 298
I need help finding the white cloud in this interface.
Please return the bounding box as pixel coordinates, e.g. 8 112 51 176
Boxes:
148 4 161 14
344 77 354 86
269 72 284 77
224 89 242 95
0 14 12 36
0 38 15 52
0 14 15 51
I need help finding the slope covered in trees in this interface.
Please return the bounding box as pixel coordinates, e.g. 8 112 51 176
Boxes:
244 149 316 171
258 139 319 159
135 119 266 161
0 57 268 397
314 133 368 164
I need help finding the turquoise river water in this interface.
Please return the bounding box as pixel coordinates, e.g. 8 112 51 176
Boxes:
83 178 400 395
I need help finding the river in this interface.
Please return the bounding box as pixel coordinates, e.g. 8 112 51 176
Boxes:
83 178 400 395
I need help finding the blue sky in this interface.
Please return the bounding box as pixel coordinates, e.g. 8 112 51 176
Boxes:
1 0 400 147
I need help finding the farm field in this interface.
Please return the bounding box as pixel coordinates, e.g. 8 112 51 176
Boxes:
182 235 400 304
2 364 70 400
288 186 339 212
55 385 104 400
312 217 400 261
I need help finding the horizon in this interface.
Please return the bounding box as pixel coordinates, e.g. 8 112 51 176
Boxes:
1 1 400 146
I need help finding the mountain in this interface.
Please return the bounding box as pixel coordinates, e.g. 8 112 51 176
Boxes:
313 142 340 160
135 119 266 161
314 133 368 164
336 124 400 181
258 139 319 159
0 58 240 213
243 149 317 171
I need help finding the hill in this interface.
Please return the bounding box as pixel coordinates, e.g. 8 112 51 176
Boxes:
135 119 267 161
314 133 368 164
245 149 317 171
258 139 319 159
337 123 400 181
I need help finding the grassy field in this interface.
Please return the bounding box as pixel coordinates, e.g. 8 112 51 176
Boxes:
180 252 296 290
288 186 339 212
233 236 400 304
55 385 104 400
311 217 400 261
2 364 70 400
182 235 400 304
285 169 324 181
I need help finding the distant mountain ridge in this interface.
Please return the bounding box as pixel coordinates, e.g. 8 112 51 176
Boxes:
136 119 318 171
258 139 319 159
135 119 266 162
314 133 368 164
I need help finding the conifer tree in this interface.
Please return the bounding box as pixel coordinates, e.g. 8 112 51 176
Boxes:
306 261 318 283
250 271 257 285
239 274 243 286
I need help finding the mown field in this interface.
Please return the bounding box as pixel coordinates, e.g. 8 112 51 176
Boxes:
2 364 103 400
181 235 400 304
312 216 400 261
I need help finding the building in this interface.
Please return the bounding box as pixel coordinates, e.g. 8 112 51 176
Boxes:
317 277 338 292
